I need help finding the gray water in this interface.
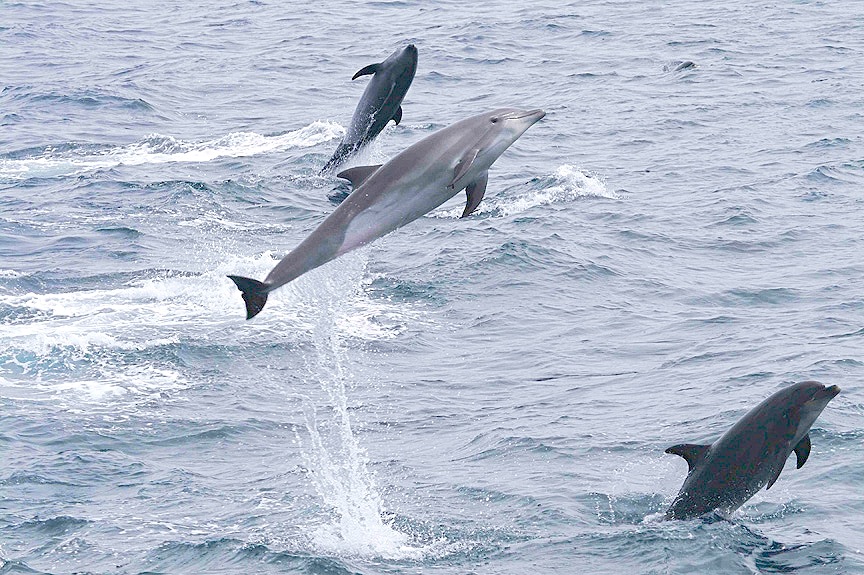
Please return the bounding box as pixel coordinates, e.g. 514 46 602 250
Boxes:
1 1 863 573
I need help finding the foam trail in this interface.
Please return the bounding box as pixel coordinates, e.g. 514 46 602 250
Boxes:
0 251 288 403
0 121 344 181
0 248 426 407
294 260 422 560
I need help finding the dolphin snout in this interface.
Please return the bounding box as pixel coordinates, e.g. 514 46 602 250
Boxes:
519 109 546 122
823 384 841 398
402 44 418 66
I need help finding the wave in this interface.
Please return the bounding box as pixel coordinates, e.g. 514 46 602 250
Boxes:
495 164 619 216
0 269 26 278
3 85 157 112
431 165 618 219
0 121 344 182
0 250 423 404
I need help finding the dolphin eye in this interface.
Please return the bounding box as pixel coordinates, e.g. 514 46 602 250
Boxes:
491 117 499 123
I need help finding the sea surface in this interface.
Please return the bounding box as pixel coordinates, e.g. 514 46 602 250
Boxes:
1 1 863 573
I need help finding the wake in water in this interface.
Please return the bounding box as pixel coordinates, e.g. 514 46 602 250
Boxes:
0 249 422 405
0 121 344 182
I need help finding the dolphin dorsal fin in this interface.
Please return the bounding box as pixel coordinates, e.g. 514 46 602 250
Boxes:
336 164 383 188
794 433 811 469
665 443 710 472
392 105 403 126
352 63 381 80
461 172 488 218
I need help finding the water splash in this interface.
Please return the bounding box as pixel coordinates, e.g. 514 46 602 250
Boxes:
0 251 278 402
0 246 425 406
493 165 618 217
431 164 617 219
0 270 25 278
0 121 344 181
294 260 423 560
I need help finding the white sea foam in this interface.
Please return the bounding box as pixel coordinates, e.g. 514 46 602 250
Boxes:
262 248 425 342
0 248 423 404
0 253 414 351
432 164 618 219
0 121 344 181
1 353 187 403
494 165 618 217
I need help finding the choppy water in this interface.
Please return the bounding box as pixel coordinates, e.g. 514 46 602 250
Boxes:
2 1 863 573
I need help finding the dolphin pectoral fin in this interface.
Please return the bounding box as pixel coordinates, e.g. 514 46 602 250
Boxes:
227 275 269 320
764 435 814 489
461 172 488 218
336 164 383 188
765 464 784 490
352 63 381 80
767 434 814 490
392 106 403 125
665 443 710 472
449 148 480 189
794 434 811 469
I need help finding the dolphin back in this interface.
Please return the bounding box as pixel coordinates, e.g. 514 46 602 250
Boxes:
321 45 417 174
664 381 841 520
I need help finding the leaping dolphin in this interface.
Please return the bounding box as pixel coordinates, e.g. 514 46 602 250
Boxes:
664 380 840 520
320 44 418 174
229 107 545 319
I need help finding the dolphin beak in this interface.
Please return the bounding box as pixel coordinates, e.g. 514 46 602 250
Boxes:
823 384 841 399
518 109 546 122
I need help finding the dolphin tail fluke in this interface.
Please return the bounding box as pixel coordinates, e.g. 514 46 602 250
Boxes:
227 275 269 320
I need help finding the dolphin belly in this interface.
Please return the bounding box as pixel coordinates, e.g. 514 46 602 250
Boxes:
336 179 456 256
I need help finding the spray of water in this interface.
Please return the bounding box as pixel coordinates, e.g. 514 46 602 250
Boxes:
292 258 423 560
430 164 618 219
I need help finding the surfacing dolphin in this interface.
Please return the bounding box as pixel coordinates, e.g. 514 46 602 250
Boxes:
320 44 418 174
664 380 840 520
229 107 545 319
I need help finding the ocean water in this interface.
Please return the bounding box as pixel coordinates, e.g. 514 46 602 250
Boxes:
1 1 863 573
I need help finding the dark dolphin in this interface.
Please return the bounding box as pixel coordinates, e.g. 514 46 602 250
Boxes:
320 44 418 174
665 381 840 520
229 107 545 319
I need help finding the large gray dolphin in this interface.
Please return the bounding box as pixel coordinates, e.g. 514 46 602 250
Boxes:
664 381 840 520
320 44 418 174
229 107 545 319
